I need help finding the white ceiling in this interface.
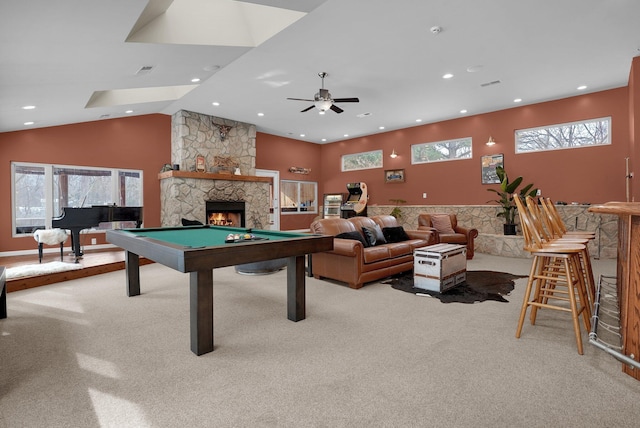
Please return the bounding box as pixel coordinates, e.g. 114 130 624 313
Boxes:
2 0 640 144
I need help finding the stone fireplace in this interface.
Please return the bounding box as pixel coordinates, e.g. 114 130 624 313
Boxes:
159 110 271 229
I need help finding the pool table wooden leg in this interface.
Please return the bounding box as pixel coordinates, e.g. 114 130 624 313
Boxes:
1 266 6 319
190 269 214 355
125 251 140 297
287 255 305 322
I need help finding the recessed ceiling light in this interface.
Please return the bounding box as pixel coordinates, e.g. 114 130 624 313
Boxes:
344 134 349 137
379 126 385 130
577 85 587 90
300 134 305 137
24 121 34 125
442 73 454 79
191 78 201 83
257 112 264 117
212 102 220 106
415 119 422 123
22 105 36 110
321 138 327 142
460 109 468 114
125 110 133 114
513 98 522 103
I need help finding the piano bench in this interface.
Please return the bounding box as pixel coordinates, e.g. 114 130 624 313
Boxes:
33 229 68 263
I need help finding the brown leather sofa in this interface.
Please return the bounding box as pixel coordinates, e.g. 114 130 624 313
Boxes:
310 215 437 289
417 213 478 259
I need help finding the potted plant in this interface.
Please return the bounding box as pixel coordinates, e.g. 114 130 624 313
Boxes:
389 198 407 220
487 166 537 235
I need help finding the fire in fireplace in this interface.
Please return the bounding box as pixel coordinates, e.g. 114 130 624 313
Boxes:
205 201 245 227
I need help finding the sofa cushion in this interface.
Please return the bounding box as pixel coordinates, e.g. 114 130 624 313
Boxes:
362 245 390 263
382 226 410 243
431 214 456 234
336 231 369 247
385 242 413 258
362 224 387 246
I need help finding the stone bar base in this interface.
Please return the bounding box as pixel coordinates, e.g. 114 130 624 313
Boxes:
476 234 529 258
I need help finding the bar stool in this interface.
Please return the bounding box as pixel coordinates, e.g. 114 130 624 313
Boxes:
525 197 596 305
514 195 592 354
33 229 68 263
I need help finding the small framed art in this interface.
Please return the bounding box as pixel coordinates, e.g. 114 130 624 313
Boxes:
196 155 206 172
385 169 405 183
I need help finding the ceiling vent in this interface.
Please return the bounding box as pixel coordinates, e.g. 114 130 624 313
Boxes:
480 80 501 87
357 112 372 118
135 65 154 75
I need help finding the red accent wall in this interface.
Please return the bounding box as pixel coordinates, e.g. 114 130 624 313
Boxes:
319 88 630 206
255 133 323 230
0 114 170 252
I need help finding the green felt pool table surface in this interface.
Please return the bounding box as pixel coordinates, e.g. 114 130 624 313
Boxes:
131 225 309 248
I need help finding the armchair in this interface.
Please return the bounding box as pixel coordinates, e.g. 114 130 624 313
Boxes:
418 213 478 259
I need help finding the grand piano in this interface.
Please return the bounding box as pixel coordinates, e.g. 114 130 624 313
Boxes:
52 205 143 260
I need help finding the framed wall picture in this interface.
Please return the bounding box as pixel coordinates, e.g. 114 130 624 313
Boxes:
385 169 405 183
196 155 206 172
481 154 503 184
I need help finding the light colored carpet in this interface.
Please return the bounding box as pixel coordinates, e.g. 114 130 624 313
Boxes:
1 253 638 427
5 261 83 279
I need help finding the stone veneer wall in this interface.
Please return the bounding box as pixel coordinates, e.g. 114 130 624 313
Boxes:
365 204 618 259
161 110 269 227
171 110 256 175
160 177 270 229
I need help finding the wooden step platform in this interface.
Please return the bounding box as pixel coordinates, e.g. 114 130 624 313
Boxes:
0 249 153 293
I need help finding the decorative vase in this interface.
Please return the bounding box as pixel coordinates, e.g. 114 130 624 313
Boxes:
503 224 517 235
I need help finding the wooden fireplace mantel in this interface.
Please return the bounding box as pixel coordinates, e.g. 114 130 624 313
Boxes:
158 170 272 183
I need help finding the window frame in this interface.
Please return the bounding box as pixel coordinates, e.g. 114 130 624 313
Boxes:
515 116 611 154
280 179 318 215
411 137 473 165
11 161 143 237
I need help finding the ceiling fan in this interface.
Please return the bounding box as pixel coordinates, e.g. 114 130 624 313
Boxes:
287 72 359 114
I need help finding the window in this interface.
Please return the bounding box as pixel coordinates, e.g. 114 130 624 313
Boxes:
515 117 611 153
280 180 317 214
341 150 383 171
411 137 472 164
12 162 143 235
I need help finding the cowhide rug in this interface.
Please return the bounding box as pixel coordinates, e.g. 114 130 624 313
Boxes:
383 270 527 304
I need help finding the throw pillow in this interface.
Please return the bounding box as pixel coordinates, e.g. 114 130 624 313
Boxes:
335 231 368 247
431 214 455 234
382 226 410 243
362 224 387 246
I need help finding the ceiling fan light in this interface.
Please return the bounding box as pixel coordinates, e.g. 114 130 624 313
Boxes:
315 99 332 111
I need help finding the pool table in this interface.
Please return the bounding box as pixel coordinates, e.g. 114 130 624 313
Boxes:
106 225 333 355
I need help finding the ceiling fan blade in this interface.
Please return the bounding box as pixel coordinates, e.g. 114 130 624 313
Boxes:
287 97 314 102
300 105 315 112
332 97 359 103
330 104 344 114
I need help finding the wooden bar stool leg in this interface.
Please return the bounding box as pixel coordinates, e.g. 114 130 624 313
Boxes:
564 256 584 355
517 255 541 338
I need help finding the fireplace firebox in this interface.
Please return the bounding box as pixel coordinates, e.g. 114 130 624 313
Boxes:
205 201 245 227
